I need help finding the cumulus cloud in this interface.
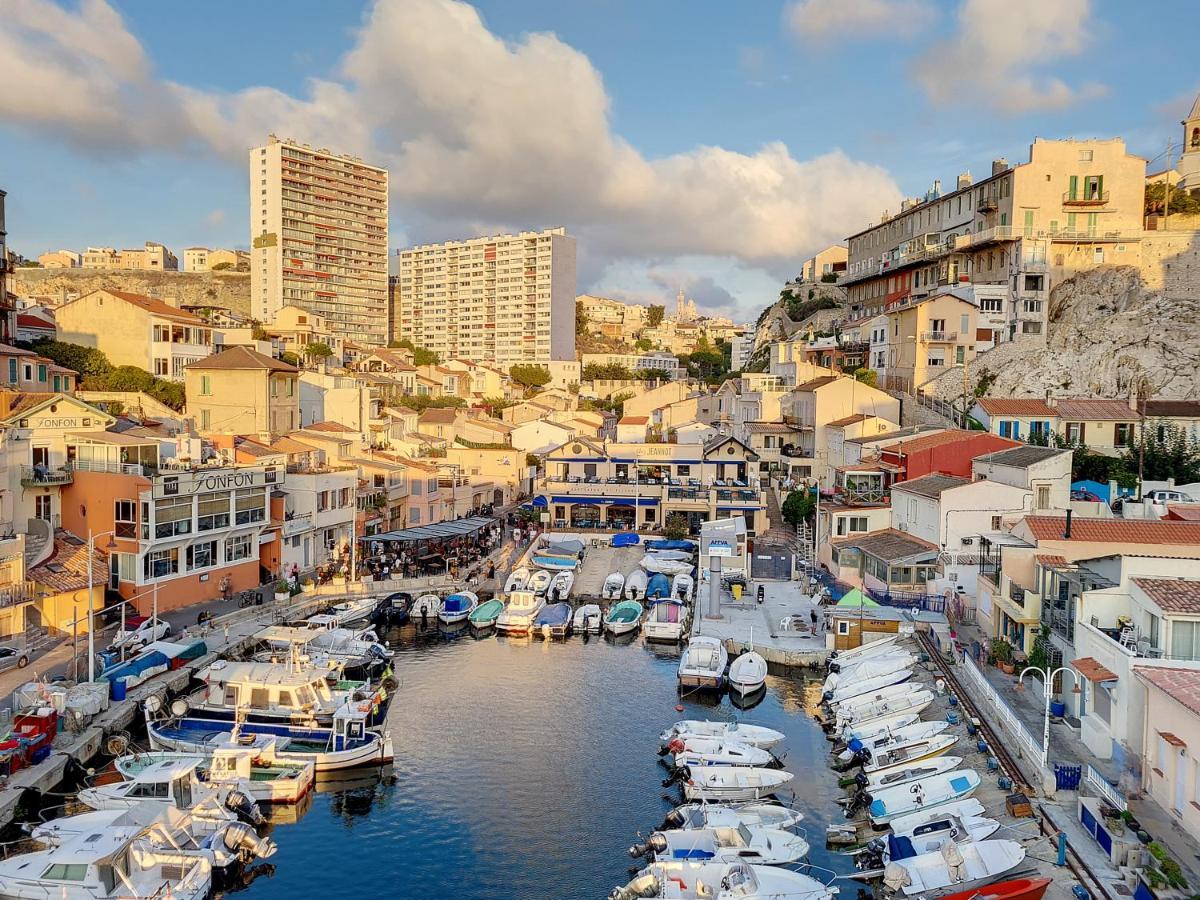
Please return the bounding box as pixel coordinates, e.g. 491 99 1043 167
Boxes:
0 0 901 272
911 0 1106 113
784 0 936 42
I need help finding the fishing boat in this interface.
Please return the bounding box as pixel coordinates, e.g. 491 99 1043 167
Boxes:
728 650 767 698
660 801 804 833
855 756 964 793
837 721 950 762
938 877 1052 900
548 570 574 601
839 713 922 744
826 634 902 668
534 602 572 638
601 572 625 600
823 652 916 690
858 769 982 825
438 590 479 625
527 570 553 595
115 737 314 805
605 599 644 635
674 766 793 801
876 839 1026 897
255 625 389 679
469 598 505 630
646 573 673 599
611 861 832 900
531 554 578 571
884 801 999 853
673 573 695 602
625 569 649 600
678 636 728 690
660 721 785 750
642 555 694 576
79 758 263 826
495 589 545 635
573 603 603 634
643 598 690 642
824 668 914 704
504 567 531 592
412 594 441 620
382 592 412 626
631 825 810 866
832 689 934 730
855 733 960 779
667 737 774 769
0 805 215 899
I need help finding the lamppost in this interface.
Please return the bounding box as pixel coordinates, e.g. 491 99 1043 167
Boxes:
84 529 119 682
1018 664 1082 770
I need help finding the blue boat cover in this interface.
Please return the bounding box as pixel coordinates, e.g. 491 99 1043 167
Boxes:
611 532 641 547
646 539 696 551
444 595 472 613
870 798 886 817
887 834 918 861
646 574 671 598
534 603 571 625
671 848 716 860
847 737 864 753
949 775 971 792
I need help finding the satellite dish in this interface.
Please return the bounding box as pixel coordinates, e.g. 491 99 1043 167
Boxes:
143 695 162 714
170 698 190 718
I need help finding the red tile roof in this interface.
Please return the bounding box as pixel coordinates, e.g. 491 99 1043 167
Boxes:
1144 400 1200 418
1072 657 1118 682
187 346 298 372
826 413 870 427
1135 666 1200 718
1035 554 1068 566
795 376 841 392
1165 504 1200 522
419 407 460 425
16 313 54 329
618 416 649 425
1022 515 1200 545
976 398 1056 416
882 430 1019 456
1132 577 1200 614
1159 731 1187 748
305 421 355 433
1054 399 1139 421
99 290 205 323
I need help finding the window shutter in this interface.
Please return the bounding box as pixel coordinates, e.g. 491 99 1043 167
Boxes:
1068 175 1078 200
1097 175 1103 198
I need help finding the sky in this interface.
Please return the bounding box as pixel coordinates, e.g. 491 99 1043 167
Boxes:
0 0 1195 324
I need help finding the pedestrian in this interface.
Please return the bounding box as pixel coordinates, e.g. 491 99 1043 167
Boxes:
810 608 818 633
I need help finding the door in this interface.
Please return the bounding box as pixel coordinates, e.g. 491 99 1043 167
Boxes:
34 495 52 522
1175 755 1187 812
750 545 793 580
109 554 120 591
32 447 49 467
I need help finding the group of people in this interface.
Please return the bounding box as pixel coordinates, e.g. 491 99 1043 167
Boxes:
363 521 512 583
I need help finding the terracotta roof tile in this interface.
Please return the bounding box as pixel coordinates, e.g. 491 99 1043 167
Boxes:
1159 731 1186 748
1036 554 1068 566
1022 515 1200 545
30 530 107 593
1135 666 1200 718
1132 577 1200 614
419 407 460 424
187 346 298 372
1143 400 1200 418
976 398 1057 416
618 416 649 425
1054 399 1140 421
98 290 205 323
1165 504 1200 522
305 420 355 433
1071 657 1118 682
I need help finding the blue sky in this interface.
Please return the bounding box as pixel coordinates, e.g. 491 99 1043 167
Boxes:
1 0 1195 322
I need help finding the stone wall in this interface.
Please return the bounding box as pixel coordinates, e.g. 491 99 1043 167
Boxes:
1139 230 1200 297
11 268 251 315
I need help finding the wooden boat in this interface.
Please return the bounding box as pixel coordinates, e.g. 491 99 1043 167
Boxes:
605 599 644 635
469 598 504 629
678 636 727 690
660 721 784 750
938 877 1051 900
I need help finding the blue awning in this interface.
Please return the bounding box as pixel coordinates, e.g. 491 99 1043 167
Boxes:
550 495 659 506
531 495 548 508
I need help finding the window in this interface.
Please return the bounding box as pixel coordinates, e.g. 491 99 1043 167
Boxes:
154 497 192 538
1023 299 1042 314
956 347 965 364
410 508 421 524
1024 275 1044 292
411 480 422 496
200 375 211 396
1114 423 1133 448
114 500 136 538
836 516 869 536
1036 486 1051 510
676 465 690 477
991 515 1002 530
197 494 230 531
1079 149 1094 162
186 540 217 571
6 358 15 383
41 863 89 881
1171 621 1200 661
143 547 179 578
225 533 253 562
980 298 1002 313
235 488 266 524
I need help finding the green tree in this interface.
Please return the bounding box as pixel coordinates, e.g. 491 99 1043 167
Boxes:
820 272 839 283
1145 181 1200 216
646 304 665 328
482 396 516 413
575 302 589 335
211 261 234 271
509 364 552 390
29 339 112 377
403 394 466 411
685 348 727 382
279 351 302 366
582 362 633 381
304 341 335 362
392 338 439 365
1126 421 1200 484
663 513 690 540
635 337 653 351
781 489 816 527
853 368 878 388
387 339 404 348
102 366 156 392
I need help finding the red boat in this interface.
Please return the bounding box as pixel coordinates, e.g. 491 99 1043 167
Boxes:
939 877 1053 900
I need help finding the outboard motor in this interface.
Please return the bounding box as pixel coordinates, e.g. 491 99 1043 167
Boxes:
856 837 887 870
822 689 835 702
609 874 661 900
844 788 873 818
220 822 278 860
659 809 685 831
828 659 843 674
661 764 690 788
854 770 870 789
367 643 390 660
223 789 265 827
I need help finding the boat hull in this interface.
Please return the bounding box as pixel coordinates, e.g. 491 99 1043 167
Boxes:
938 878 1051 900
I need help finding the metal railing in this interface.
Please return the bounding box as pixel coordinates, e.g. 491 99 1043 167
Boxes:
19 466 73 486
1063 190 1109 205
958 653 1044 764
1086 764 1127 811
920 331 958 342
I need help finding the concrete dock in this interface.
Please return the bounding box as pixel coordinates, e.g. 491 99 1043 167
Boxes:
693 577 829 667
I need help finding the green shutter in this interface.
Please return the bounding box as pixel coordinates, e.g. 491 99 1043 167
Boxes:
1097 175 1103 199
1068 175 1078 200
1087 213 1098 235
1067 213 1077 232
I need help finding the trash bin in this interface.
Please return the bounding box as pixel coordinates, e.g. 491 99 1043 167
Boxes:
111 678 127 702
732 584 743 601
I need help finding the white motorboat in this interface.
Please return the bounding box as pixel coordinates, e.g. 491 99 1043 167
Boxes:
668 737 774 769
678 636 728 690
834 689 934 730
624 568 649 600
78 758 263 826
632 825 810 866
324 596 380 626
677 766 793 801
605 599 644 635
573 603 603 633
833 681 924 715
825 668 914 704
728 651 767 698
860 769 982 825
647 549 693 561
602 572 626 600
412 594 441 620
438 590 479 625
857 733 960 778
859 756 964 793
660 721 785 750
823 651 916 691
548 570 574 601
642 555 694 576
827 634 901 667
612 861 833 900
672 573 695 602
837 720 950 762
840 713 922 744
886 799 999 853
0 804 214 899
643 598 690 642
527 569 553 595
504 567 531 592
661 801 804 833
495 590 545 635
881 839 1026 897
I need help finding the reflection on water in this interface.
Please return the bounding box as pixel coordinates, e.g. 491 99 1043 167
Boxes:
217 629 857 899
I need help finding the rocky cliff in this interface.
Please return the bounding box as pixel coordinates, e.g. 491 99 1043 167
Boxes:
11 268 251 315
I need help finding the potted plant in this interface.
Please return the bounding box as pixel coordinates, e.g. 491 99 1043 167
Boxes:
274 580 290 602
991 638 1015 674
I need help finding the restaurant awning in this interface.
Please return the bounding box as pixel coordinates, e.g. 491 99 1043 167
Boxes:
365 515 495 543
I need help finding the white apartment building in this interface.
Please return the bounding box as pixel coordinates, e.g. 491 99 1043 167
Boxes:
392 227 577 366
250 135 389 347
183 248 210 272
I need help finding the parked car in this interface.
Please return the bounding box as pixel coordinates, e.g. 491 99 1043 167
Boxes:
1144 489 1195 504
111 616 172 650
0 647 30 672
1071 488 1103 502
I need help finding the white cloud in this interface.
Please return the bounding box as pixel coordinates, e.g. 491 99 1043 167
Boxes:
0 0 901 278
784 0 936 42
204 209 226 226
911 0 1106 113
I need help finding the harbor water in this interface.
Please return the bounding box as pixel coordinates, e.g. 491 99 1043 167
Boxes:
224 625 859 899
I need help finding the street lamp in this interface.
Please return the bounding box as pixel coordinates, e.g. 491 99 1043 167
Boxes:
85 529 119 682
1018 664 1082 770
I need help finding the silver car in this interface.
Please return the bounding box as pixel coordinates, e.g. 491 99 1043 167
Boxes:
0 647 30 672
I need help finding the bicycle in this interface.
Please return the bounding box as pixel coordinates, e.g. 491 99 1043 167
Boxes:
237 589 260 608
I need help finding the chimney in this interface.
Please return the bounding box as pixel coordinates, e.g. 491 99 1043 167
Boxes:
900 199 911 213
1127 394 1139 413
957 172 973 190
932 179 942 196
991 158 1009 176
161 295 179 309
1063 509 1072 539
1044 391 1057 409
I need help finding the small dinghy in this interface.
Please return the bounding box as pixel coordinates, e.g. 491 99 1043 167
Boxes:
826 634 901 668
573 603 603 634
837 721 950 762
624 569 649 600
678 636 728 690
646 572 672 599
672 573 695 602
674 766 794 802
667 737 774 769
531 554 578 571
878 839 1026 897
601 572 625 600
544 538 585 557
438 591 479 625
660 800 804 833
605 599 644 635
495 590 544 635
728 649 767 698
938 878 1051 900
855 733 960 778
833 681 921 714
825 668 914 705
856 756 964 793
469 598 504 629
504 567 531 592
833 688 933 729
611 861 832 900
642 555 694 576
412 594 440 620
858 769 982 825
643 598 690 642
527 569 553 595
840 712 922 744
534 602 572 638
660 721 785 751
631 825 809 866
823 652 916 691
547 570 574 601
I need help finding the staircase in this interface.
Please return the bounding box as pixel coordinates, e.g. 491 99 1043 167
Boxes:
761 487 796 546
23 518 53 570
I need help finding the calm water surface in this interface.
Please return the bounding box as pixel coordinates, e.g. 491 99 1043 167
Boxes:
233 626 858 899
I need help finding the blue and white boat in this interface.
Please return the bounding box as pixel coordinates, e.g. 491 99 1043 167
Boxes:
531 554 578 571
863 769 982 825
438 591 479 625
646 573 672 599
533 602 572 639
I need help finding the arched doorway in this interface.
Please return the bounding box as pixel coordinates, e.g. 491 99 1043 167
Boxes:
493 488 504 507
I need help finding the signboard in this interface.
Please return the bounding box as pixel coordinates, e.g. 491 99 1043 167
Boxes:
706 539 733 558
539 513 550 525
153 465 279 499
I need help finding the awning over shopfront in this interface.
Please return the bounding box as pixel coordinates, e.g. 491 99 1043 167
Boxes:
366 515 494 544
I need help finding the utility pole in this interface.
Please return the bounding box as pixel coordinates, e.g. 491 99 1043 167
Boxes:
1164 139 1174 223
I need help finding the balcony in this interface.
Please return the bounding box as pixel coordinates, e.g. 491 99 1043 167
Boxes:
920 331 958 343
1063 190 1109 206
978 195 999 213
0 581 37 609
281 512 313 538
20 465 73 487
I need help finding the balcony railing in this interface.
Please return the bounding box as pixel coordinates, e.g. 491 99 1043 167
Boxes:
0 582 37 608
978 196 999 212
281 512 313 537
836 487 890 505
1063 190 1109 206
20 466 73 487
920 331 958 343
